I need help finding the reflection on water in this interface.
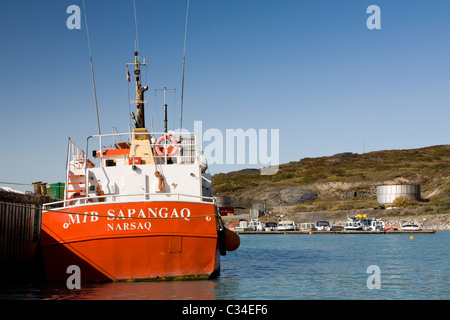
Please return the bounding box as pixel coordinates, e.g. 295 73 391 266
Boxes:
50 281 218 300
1 280 220 300
1 232 449 300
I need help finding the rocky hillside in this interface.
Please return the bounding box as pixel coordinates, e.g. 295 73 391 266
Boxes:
212 145 450 217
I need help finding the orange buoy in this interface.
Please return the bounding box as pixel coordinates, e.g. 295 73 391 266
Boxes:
225 228 240 252
410 236 414 240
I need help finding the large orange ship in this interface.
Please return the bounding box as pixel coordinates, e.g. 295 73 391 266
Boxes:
40 50 239 282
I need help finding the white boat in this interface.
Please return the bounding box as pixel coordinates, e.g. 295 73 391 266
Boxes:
277 220 296 231
264 222 277 231
360 219 372 231
234 220 253 232
315 220 331 231
401 224 422 231
249 219 264 231
299 223 316 231
344 217 364 231
369 218 385 231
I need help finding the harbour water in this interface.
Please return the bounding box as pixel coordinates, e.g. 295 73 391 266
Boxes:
1 231 449 300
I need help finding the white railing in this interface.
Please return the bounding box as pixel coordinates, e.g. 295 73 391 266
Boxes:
44 192 216 210
67 138 91 170
86 131 199 167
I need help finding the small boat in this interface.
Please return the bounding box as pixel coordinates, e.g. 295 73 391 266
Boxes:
344 217 364 231
401 224 422 231
277 220 296 231
229 222 240 231
299 223 316 231
234 220 253 232
249 219 264 231
369 218 385 231
360 219 372 231
330 225 344 231
384 224 399 231
315 220 331 231
264 222 277 231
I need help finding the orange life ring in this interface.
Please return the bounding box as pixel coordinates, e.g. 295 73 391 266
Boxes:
155 135 179 156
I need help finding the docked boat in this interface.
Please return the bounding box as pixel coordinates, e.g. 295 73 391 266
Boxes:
315 220 331 231
249 219 264 231
299 222 316 231
384 224 399 231
360 219 372 231
344 217 364 231
229 222 240 231
401 224 422 231
39 48 239 282
264 222 277 231
277 220 296 231
369 218 385 231
234 220 253 232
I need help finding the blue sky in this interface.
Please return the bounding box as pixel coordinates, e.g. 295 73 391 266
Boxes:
0 0 449 192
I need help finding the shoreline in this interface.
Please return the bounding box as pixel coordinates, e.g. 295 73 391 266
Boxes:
222 210 450 231
235 230 438 235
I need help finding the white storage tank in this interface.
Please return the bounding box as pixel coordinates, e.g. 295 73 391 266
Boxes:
376 184 420 204
249 209 261 218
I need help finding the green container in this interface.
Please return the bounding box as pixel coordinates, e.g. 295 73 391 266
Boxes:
47 182 65 200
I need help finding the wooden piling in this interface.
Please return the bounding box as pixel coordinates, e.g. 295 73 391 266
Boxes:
0 190 54 282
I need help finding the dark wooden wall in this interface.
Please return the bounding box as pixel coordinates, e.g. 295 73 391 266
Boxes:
0 191 53 281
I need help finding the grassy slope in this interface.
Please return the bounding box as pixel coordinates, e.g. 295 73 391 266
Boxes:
212 145 450 215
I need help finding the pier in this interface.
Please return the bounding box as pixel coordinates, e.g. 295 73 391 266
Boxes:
0 190 54 282
235 230 437 235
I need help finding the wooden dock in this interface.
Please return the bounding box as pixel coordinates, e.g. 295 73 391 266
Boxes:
235 230 437 235
0 191 55 282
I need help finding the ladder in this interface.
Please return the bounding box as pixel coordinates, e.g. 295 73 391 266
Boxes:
67 174 86 199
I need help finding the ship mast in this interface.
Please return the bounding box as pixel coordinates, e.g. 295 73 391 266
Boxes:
155 87 176 133
128 51 148 128
126 51 155 166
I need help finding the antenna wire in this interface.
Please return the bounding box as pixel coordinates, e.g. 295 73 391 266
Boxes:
82 0 101 135
180 0 190 132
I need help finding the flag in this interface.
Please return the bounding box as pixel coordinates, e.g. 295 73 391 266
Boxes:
127 68 131 82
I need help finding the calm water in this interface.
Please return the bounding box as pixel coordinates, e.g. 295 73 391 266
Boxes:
1 231 449 300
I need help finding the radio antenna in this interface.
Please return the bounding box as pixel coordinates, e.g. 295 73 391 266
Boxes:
133 0 140 53
155 87 176 133
179 0 190 132
82 0 101 135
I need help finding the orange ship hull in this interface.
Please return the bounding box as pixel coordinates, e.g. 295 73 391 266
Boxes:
40 201 221 282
